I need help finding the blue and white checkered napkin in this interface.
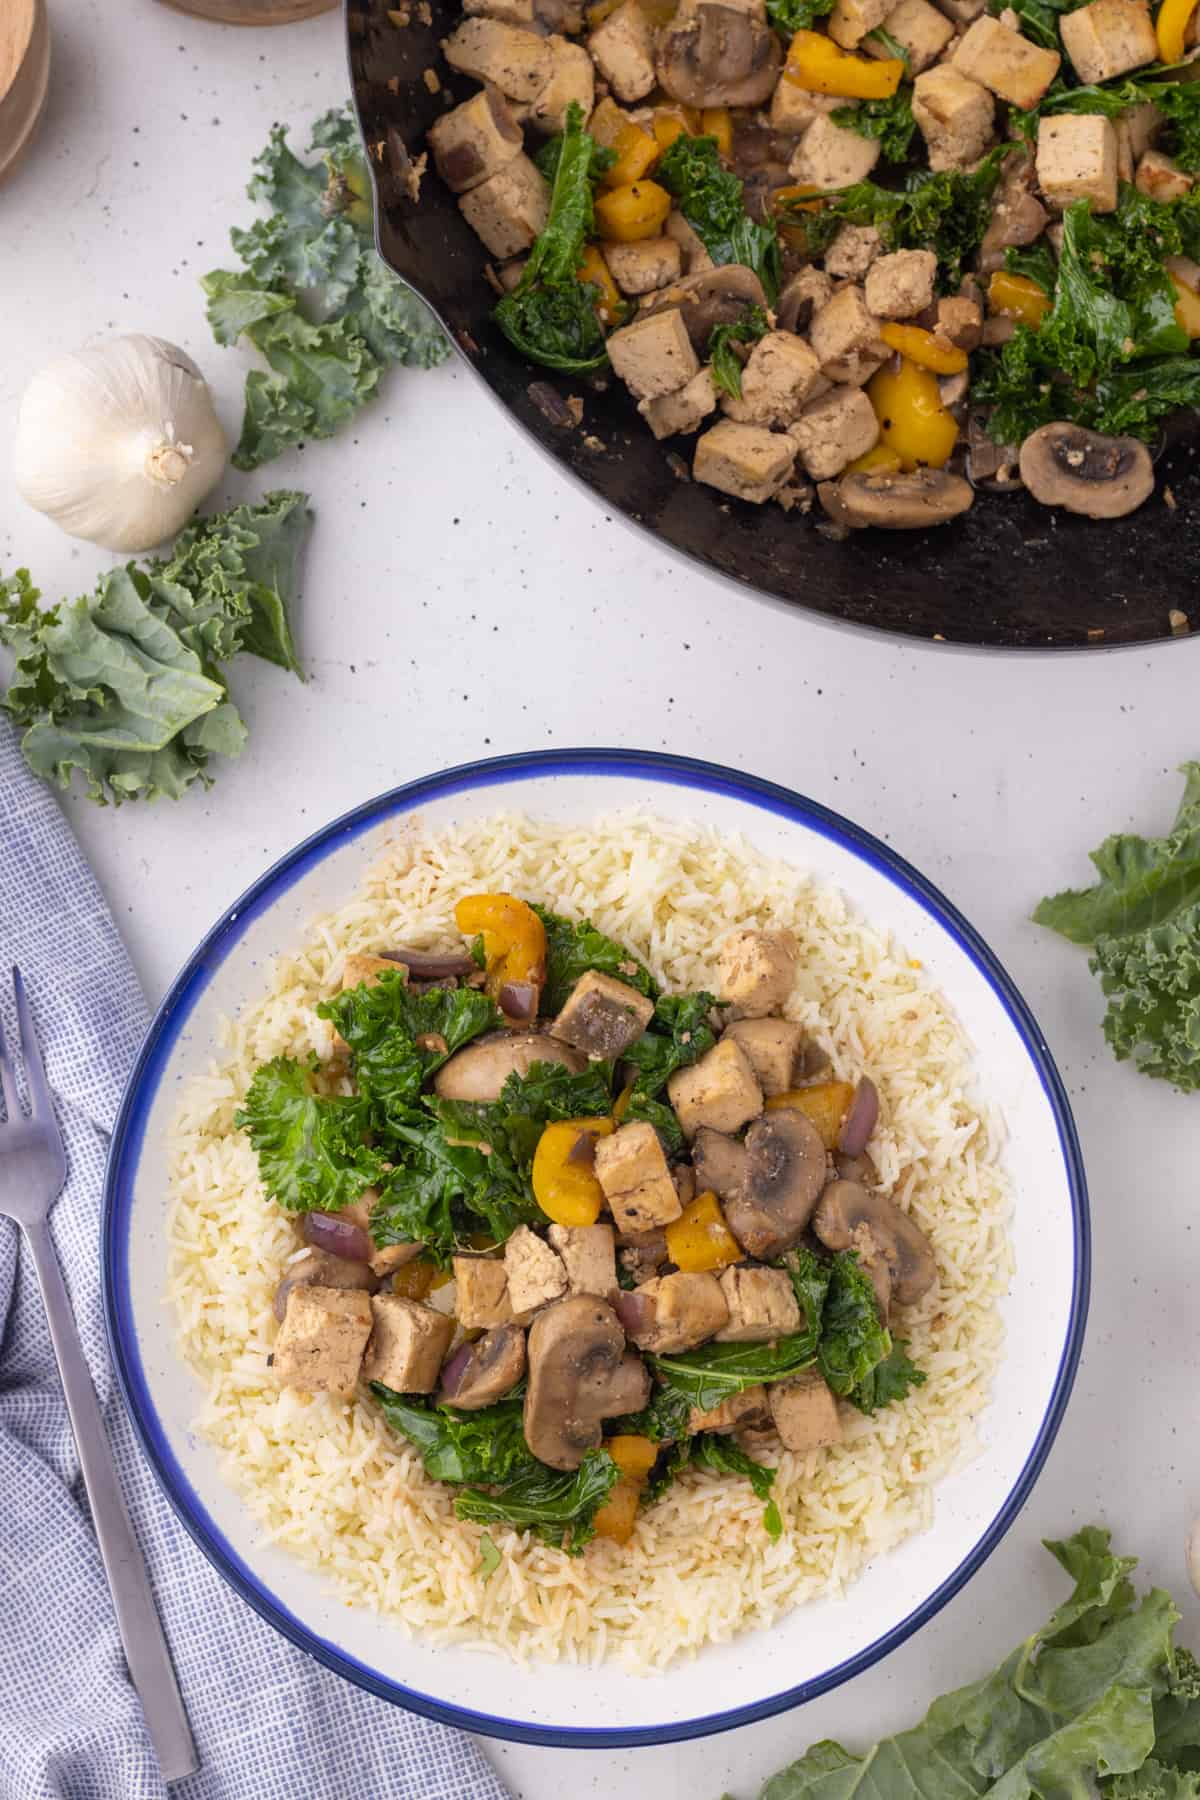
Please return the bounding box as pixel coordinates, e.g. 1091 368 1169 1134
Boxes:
0 718 513 1800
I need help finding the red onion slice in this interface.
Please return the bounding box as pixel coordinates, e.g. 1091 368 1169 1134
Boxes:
498 980 538 1024
303 1211 372 1263
613 1289 656 1340
382 948 478 980
838 1077 879 1158
439 1342 475 1399
565 1129 597 1169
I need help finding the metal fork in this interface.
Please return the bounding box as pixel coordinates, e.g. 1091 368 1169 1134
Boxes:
0 968 197 1783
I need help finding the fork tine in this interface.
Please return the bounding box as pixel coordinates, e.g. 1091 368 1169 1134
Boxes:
0 1001 20 1123
12 969 52 1120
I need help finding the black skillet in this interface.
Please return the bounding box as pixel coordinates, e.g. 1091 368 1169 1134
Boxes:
346 0 1198 648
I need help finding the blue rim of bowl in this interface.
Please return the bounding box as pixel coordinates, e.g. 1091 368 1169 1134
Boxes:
103 748 1090 1749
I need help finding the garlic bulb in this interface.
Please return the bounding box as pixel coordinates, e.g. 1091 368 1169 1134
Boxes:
14 334 229 553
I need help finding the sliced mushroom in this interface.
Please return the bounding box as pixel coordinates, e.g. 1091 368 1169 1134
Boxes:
967 410 1023 492
434 1030 585 1101
656 0 781 108
691 1126 749 1202
777 268 833 336
642 266 767 349
617 1227 668 1286
813 1179 937 1311
977 154 1048 276
273 1248 377 1322
818 469 974 531
439 1324 526 1409
1018 423 1154 520
523 1297 645 1470
833 1148 879 1187
721 1110 826 1260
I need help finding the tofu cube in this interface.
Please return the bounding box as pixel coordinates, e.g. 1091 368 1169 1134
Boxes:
809 285 886 386
603 236 683 295
934 293 983 349
587 0 657 101
1136 147 1193 202
770 80 848 134
1060 0 1157 83
608 309 700 401
693 420 796 503
912 65 996 172
1036 114 1118 213
722 332 822 426
527 37 596 134
865 0 955 71
594 1121 683 1232
273 1285 373 1395
551 969 656 1057
950 16 1061 108
688 1384 772 1434
828 0 891 47
715 1265 802 1342
459 154 550 258
723 1017 808 1097
639 367 719 439
769 1369 844 1451
667 1037 764 1139
504 1224 568 1315
547 1223 618 1297
789 385 880 480
362 1295 454 1393
443 18 555 100
622 1271 730 1352
864 248 938 320
341 952 398 992
428 88 524 193
717 928 799 1016
934 0 986 20
790 115 881 188
823 224 883 280
452 1254 514 1328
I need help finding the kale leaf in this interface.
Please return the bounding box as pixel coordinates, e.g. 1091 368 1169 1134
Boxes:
765 0 834 34
455 1448 618 1553
780 1246 834 1336
690 1434 782 1539
623 991 718 1154
833 86 917 165
318 969 499 1131
0 492 310 805
235 1056 384 1212
1035 764 1200 1090
816 1251 891 1397
974 189 1198 444
371 1388 530 1484
849 1337 926 1415
648 1329 822 1412
532 904 658 1015
203 108 447 468
657 133 782 302
495 102 612 373
709 305 772 398
754 1528 1185 1800
1027 74 1200 173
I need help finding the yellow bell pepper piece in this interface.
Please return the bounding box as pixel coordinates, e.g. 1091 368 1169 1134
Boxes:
987 270 1051 331
867 355 959 470
593 1477 642 1543
612 1078 635 1122
785 29 904 98
766 1080 856 1150
531 1116 616 1227
606 1434 659 1480
595 179 672 242
454 893 546 1015
701 105 734 155
605 121 660 188
577 244 623 326
1171 270 1200 337
665 1190 743 1272
653 111 689 153
391 1257 439 1301
879 321 969 375
589 97 627 148
845 443 902 476
1157 0 1197 64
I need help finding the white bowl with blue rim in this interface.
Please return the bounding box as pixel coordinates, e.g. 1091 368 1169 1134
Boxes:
103 749 1089 1748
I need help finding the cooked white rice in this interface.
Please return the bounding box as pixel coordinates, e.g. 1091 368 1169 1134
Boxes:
165 810 1011 1672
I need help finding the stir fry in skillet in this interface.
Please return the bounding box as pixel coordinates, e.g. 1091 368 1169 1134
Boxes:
420 0 1200 524
240 894 935 1550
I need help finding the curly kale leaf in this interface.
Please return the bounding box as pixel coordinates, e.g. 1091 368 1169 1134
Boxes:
1035 764 1200 1089
848 1338 926 1415
495 102 612 373
766 0 834 34
833 86 917 165
235 1056 384 1213
815 1252 892 1398
657 133 782 302
532 904 658 1015
709 305 772 399
318 969 499 1130
455 1448 618 1553
202 108 447 467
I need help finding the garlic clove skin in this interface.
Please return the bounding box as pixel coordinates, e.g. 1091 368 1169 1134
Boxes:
14 334 229 554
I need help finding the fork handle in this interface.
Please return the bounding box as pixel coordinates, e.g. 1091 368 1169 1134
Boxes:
23 1217 199 1783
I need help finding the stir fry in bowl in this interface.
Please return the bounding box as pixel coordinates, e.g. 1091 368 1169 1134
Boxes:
241 894 934 1551
422 0 1200 526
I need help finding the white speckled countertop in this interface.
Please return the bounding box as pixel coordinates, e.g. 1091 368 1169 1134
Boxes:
3 5 1198 1794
